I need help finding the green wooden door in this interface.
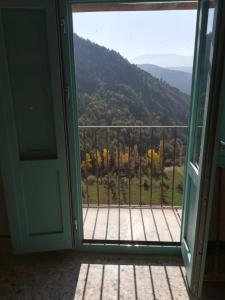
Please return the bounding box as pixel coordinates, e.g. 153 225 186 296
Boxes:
181 0 221 296
217 79 225 167
0 0 72 253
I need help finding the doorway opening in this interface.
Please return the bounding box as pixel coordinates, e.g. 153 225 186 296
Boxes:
72 2 197 246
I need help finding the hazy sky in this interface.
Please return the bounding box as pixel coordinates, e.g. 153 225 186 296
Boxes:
73 10 197 61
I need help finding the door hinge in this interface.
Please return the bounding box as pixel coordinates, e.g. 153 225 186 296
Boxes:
60 18 66 34
74 219 78 230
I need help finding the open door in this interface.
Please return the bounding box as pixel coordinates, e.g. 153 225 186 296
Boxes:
181 0 224 296
0 0 72 253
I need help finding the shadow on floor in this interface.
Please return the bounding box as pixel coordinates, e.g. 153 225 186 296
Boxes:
0 251 223 299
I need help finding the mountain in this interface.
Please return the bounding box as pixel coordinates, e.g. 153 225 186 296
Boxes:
168 66 193 74
137 64 192 95
74 35 189 126
130 53 193 70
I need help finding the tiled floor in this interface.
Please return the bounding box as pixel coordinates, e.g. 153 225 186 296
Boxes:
75 260 188 300
0 252 188 300
83 207 182 242
0 251 224 299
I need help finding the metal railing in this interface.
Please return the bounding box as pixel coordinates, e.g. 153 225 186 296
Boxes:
79 126 188 208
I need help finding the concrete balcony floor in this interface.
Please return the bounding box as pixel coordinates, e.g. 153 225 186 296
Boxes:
83 207 182 243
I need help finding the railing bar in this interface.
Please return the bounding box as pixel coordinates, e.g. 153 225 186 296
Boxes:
172 128 177 208
117 129 121 241
106 128 110 206
150 128 153 206
83 129 89 207
160 129 165 208
117 129 120 207
139 127 142 206
94 129 100 206
79 125 188 128
128 129 131 206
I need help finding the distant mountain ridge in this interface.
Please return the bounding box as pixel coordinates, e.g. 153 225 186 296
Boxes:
74 35 189 126
137 64 192 95
131 53 193 71
168 66 192 74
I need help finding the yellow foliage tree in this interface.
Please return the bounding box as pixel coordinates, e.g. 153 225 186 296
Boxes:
102 148 110 168
115 148 129 167
147 149 160 170
81 153 92 170
122 151 129 164
94 149 102 166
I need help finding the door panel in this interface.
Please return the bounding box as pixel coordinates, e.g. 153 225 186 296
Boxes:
217 74 225 167
2 8 57 161
0 1 72 253
21 167 63 235
181 0 219 295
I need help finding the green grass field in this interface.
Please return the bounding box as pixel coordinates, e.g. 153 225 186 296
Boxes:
82 166 184 206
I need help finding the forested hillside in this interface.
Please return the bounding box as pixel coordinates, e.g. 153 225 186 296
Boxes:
73 34 189 126
137 64 192 95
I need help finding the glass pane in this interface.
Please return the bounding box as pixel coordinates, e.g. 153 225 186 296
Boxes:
193 2 216 166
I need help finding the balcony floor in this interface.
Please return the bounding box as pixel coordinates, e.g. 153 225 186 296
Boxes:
83 207 182 243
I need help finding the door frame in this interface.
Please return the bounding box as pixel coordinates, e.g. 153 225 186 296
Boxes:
180 0 225 296
192 4 225 294
60 0 202 255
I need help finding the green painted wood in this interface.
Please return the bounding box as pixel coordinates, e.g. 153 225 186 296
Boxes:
219 101 225 143
217 69 225 167
78 244 181 256
0 0 72 253
69 0 193 4
181 0 222 296
58 0 84 250
2 9 57 161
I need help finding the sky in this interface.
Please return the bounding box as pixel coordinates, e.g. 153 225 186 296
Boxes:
73 10 197 61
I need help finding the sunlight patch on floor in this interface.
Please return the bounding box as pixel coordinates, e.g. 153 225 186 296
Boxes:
74 263 189 300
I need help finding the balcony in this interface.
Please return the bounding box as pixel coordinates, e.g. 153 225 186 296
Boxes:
79 126 188 244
